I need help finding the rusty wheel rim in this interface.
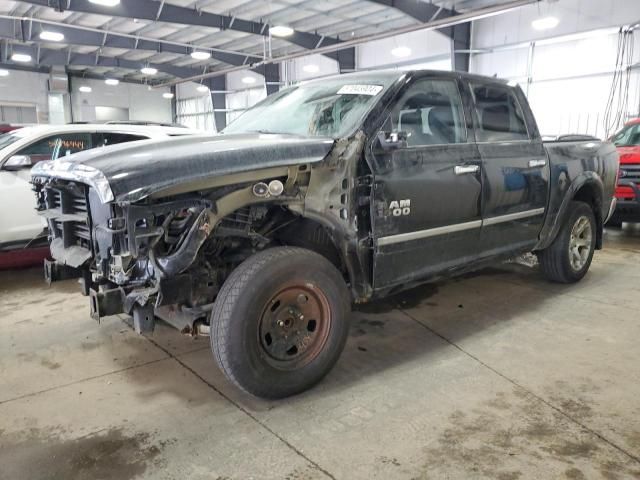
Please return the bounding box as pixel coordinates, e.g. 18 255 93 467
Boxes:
258 282 332 370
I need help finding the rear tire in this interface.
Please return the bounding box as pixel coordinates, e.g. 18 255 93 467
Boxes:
537 201 596 283
210 247 351 399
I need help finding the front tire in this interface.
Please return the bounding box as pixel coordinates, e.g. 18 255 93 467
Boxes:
537 201 596 283
210 247 351 399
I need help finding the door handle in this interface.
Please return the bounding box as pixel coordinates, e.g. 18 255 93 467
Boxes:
528 159 547 168
454 165 480 175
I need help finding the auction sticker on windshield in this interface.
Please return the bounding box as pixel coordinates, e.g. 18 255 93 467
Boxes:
337 85 383 96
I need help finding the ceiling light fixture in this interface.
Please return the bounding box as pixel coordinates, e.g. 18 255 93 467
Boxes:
105 78 119 85
88 0 121 6
39 31 65 42
163 92 174 99
391 46 412 58
79 86 92 93
241 76 256 84
197 85 210 93
532 16 559 31
140 66 158 75
0 69 9 77
11 53 32 63
302 64 319 73
269 25 294 37
191 50 211 60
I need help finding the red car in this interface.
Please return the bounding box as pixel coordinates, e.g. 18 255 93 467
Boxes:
608 118 640 226
0 124 29 134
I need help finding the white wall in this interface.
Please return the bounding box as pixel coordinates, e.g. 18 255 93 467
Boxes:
283 54 340 84
357 29 452 71
470 0 640 138
225 70 267 124
0 70 50 123
472 0 640 49
70 78 173 123
175 81 216 131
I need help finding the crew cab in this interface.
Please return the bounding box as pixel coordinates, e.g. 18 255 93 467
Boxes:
0 123 198 251
608 118 640 226
32 70 618 399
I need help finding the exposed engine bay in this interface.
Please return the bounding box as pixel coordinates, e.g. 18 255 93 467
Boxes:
31 132 368 336
32 175 303 333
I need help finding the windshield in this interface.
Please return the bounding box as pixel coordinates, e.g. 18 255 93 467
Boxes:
0 132 23 151
612 123 640 147
223 77 397 138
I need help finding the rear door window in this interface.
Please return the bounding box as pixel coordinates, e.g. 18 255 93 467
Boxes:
471 84 529 142
99 132 150 146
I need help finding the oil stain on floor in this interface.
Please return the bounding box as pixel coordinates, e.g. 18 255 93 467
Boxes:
419 388 640 480
0 427 171 480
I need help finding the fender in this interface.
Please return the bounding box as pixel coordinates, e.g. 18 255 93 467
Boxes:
535 171 604 251
291 132 373 302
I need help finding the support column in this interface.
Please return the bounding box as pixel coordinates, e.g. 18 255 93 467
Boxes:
337 47 356 73
451 23 471 72
206 75 227 132
257 63 280 96
170 85 177 123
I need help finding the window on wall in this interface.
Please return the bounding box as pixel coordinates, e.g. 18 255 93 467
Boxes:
0 104 37 123
176 95 215 132
226 87 267 126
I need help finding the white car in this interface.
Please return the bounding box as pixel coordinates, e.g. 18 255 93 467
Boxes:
0 123 200 251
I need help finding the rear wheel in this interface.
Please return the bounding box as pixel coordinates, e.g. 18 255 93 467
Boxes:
537 201 596 283
210 247 350 399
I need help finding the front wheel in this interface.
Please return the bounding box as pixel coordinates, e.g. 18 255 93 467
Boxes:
537 201 596 283
210 247 351 399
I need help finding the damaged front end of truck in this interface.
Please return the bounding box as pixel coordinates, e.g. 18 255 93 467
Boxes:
31 131 372 335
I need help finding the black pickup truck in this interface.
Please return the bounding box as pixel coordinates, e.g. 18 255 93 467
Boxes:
32 70 618 398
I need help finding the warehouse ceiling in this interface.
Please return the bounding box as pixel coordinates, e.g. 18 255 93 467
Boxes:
0 0 520 84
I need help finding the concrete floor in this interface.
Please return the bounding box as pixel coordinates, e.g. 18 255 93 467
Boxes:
1 229 640 480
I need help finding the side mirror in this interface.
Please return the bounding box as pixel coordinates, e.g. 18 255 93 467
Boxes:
3 154 33 171
376 131 408 151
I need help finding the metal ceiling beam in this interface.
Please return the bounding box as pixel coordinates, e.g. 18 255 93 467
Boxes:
367 0 453 23
0 59 150 86
5 43 206 79
366 0 474 71
15 0 345 60
0 16 260 67
153 0 538 88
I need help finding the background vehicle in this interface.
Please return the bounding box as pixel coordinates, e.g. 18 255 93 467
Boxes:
608 118 640 226
542 134 601 142
33 70 618 399
0 123 198 251
0 123 31 134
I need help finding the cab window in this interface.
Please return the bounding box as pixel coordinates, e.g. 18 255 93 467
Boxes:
471 84 529 142
387 78 467 147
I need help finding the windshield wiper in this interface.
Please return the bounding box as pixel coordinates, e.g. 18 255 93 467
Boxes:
250 129 285 134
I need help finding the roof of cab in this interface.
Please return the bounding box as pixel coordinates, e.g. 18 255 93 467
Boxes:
9 123 201 138
300 68 510 86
